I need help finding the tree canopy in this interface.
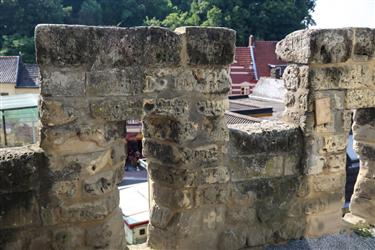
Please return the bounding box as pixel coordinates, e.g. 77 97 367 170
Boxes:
0 0 315 63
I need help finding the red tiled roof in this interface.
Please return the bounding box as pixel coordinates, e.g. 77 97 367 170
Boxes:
0 56 19 84
253 41 285 78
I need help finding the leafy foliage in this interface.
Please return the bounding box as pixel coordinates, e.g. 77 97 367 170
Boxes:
0 0 316 62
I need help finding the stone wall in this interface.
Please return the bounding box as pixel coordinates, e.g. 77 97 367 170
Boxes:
276 28 375 233
1 26 374 250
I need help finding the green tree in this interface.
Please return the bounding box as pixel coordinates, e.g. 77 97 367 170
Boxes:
0 35 35 63
148 0 316 45
78 0 102 25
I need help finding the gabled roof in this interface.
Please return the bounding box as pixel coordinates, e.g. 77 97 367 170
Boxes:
0 56 40 88
253 41 285 78
0 56 19 84
16 63 40 88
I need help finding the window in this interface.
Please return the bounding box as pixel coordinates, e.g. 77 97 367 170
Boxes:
139 228 146 235
0 93 9 96
241 86 250 95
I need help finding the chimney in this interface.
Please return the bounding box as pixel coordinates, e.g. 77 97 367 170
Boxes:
248 35 255 47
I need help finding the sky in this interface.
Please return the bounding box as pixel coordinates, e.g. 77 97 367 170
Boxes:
311 0 375 28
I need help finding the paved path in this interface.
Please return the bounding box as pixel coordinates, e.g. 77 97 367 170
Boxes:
267 233 375 250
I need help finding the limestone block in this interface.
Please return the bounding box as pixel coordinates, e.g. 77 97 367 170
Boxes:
303 192 344 215
283 64 309 91
143 140 183 164
40 99 77 127
276 29 353 64
85 208 125 249
321 134 347 154
218 229 247 250
228 186 257 207
230 154 284 181
353 28 375 61
142 116 198 143
150 205 175 229
195 184 229 206
51 191 119 223
90 97 142 121
342 213 369 229
355 160 375 178
83 170 117 196
0 192 40 229
51 180 79 201
246 226 273 247
52 227 84 250
152 183 195 209
149 163 229 189
36 24 181 69
353 108 375 126
143 98 189 117
324 152 347 172
305 210 343 237
345 89 375 109
144 140 221 166
86 67 145 97
229 121 302 155
175 26 235 65
306 172 346 193
41 123 123 156
40 67 86 96
196 99 228 117
0 146 47 193
350 196 375 225
226 207 256 224
144 68 231 94
314 97 331 125
353 142 375 160
303 135 325 174
351 176 375 200
309 64 375 90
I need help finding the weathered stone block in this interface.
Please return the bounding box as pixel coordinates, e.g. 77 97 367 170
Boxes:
0 146 47 193
353 28 375 60
40 67 86 96
41 123 123 156
320 134 347 154
36 24 181 69
150 205 175 229
52 227 84 250
85 208 125 249
218 229 247 250
230 154 284 181
353 108 375 126
229 121 303 155
86 67 145 97
175 26 235 65
152 183 195 209
90 97 142 121
315 97 331 125
195 184 229 206
143 97 189 117
353 142 375 160
283 64 309 90
51 191 119 223
350 196 375 225
306 172 346 193
196 99 228 117
144 68 231 94
309 64 375 90
276 29 353 64
345 89 375 109
142 116 198 143
305 210 343 237
0 192 40 229
83 170 118 196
